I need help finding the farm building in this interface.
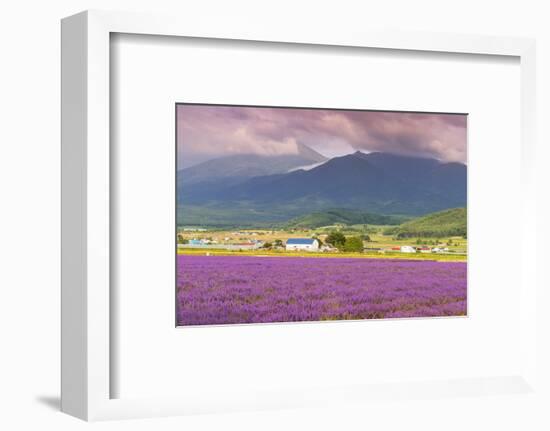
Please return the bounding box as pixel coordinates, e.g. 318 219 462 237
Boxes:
285 238 319 251
400 245 416 253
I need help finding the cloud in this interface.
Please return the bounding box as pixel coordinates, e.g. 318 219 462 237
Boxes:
177 105 467 167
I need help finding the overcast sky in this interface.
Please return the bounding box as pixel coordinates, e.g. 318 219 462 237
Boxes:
177 104 467 168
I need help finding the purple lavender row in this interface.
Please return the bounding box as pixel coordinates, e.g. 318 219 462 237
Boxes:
177 255 467 325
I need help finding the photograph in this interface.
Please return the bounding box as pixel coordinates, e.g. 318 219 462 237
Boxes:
176 104 467 326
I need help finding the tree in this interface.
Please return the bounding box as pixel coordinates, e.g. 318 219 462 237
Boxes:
383 226 399 236
273 239 283 247
343 236 364 252
362 234 371 242
262 242 273 249
326 231 346 248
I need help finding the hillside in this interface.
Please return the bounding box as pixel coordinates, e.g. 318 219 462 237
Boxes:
178 152 467 223
394 208 467 238
285 209 408 228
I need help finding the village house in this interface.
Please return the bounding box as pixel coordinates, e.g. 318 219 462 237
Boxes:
400 245 416 253
285 238 320 252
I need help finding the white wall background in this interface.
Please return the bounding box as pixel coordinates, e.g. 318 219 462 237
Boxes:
1 1 549 430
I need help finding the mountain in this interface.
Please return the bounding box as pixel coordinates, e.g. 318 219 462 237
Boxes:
285 209 408 229
178 152 467 221
177 142 327 186
294 141 328 162
393 207 467 238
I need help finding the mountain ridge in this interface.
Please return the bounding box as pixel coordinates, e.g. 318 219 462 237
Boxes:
177 151 467 224
178 143 327 186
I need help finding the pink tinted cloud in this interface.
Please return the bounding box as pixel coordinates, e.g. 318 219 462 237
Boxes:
177 104 467 166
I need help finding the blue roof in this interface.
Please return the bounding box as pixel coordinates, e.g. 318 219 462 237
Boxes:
286 238 316 245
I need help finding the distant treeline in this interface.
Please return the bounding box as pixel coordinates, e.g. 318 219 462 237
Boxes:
176 206 467 238
284 209 408 229
177 207 409 230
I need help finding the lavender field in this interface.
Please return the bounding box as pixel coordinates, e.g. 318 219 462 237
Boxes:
176 255 467 325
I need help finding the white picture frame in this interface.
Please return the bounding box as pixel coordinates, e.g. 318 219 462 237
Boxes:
61 9 540 421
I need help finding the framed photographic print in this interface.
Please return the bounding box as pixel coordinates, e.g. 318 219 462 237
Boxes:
61 10 543 423
176 103 468 326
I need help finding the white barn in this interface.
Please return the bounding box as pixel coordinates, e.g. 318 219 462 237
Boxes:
285 238 319 251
